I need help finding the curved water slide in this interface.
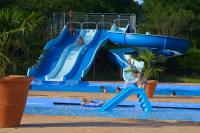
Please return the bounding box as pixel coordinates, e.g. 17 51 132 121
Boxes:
108 22 189 82
27 26 80 79
108 24 189 55
99 24 189 112
109 48 144 83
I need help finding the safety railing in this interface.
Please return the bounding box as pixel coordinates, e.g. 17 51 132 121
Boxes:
65 21 112 30
50 12 137 36
87 13 103 23
114 19 129 28
97 22 112 30
82 22 97 30
66 22 82 29
104 13 119 24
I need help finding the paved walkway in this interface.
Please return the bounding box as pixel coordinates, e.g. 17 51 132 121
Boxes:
1 115 200 133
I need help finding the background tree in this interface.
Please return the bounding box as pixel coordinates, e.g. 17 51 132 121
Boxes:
139 0 200 77
1 0 200 81
0 8 45 76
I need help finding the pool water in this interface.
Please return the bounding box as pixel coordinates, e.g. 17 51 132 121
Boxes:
25 104 200 122
25 97 200 122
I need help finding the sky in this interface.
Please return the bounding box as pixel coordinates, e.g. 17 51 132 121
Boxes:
134 0 144 4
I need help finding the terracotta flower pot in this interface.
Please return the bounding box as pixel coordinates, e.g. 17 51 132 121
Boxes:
145 80 157 98
0 75 33 128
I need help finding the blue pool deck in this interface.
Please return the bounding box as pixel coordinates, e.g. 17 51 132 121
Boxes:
31 80 200 96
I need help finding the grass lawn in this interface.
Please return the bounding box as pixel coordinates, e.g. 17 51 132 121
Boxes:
160 74 200 83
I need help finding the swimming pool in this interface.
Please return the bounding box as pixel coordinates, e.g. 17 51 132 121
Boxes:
25 97 200 122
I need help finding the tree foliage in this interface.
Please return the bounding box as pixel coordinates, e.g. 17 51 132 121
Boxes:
137 49 164 80
0 8 45 76
0 0 200 79
139 0 200 75
139 0 195 38
6 0 140 14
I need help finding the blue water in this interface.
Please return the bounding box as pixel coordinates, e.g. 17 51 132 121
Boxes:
25 97 200 122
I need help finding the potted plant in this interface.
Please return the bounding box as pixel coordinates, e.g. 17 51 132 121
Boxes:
137 49 165 98
0 8 44 128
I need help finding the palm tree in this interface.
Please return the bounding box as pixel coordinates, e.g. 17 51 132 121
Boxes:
0 8 45 77
137 48 165 98
138 49 164 80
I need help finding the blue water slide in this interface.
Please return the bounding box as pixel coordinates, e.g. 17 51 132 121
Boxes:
28 23 189 82
64 30 108 81
109 48 144 83
44 30 86 81
100 87 134 111
27 26 79 79
44 29 107 81
100 87 152 112
108 25 189 82
108 29 189 55
109 48 135 68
